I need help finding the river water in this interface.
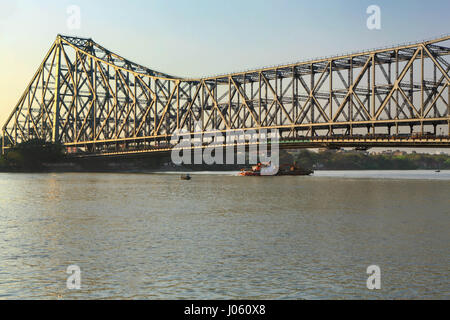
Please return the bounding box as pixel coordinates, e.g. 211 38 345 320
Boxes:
0 171 448 299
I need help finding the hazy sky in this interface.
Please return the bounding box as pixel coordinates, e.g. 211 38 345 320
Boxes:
0 0 449 137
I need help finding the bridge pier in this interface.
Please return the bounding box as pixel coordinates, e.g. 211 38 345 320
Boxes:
1 131 4 156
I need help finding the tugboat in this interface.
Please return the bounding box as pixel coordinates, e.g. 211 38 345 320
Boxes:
239 162 313 176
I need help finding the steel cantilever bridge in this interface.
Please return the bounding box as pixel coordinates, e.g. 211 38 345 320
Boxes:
2 34 450 157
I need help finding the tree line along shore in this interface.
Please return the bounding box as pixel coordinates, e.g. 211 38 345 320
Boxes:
283 149 450 171
0 139 449 172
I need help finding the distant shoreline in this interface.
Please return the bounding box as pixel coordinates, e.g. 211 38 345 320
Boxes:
1 141 449 173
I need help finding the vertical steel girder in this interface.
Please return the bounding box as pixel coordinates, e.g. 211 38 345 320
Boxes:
2 34 450 154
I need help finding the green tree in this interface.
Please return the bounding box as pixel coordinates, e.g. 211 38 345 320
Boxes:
0 139 65 171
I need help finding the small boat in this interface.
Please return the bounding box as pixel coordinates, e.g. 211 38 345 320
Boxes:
181 174 191 180
435 169 441 173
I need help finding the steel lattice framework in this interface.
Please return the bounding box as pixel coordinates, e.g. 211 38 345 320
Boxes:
2 34 450 155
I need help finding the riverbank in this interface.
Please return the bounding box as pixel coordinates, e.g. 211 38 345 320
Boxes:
2 142 449 173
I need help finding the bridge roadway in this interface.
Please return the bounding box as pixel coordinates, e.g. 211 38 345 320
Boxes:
66 134 450 159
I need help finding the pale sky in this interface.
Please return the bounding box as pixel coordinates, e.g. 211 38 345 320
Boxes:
0 0 449 153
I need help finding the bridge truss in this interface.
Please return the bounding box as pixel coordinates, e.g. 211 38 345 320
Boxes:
2 34 450 155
